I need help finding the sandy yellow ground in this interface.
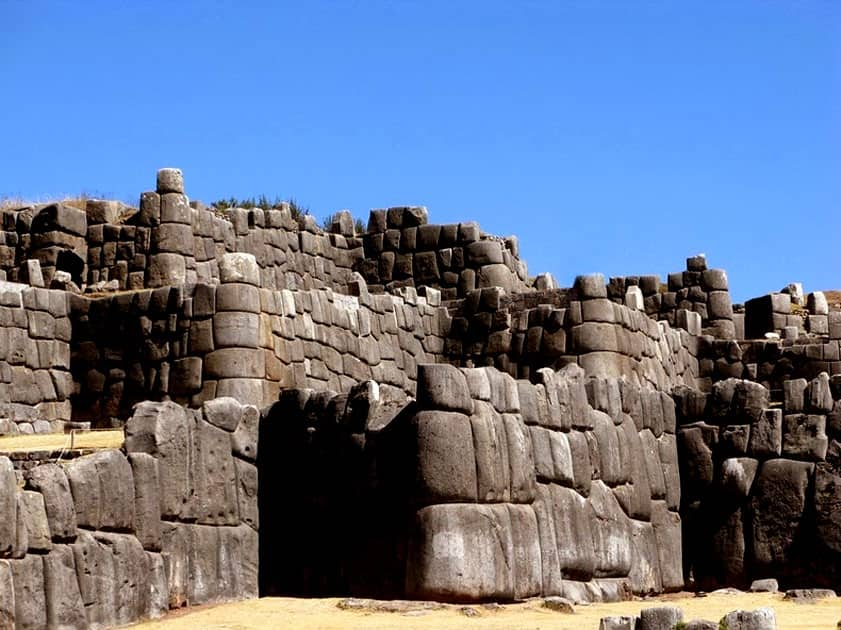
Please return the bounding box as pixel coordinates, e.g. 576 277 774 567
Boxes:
129 592 841 630
0 429 124 453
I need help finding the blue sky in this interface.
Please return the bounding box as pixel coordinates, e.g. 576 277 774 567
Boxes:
1 1 838 302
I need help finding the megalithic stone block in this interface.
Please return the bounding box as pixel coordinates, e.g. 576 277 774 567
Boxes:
156 167 184 194
406 504 515 601
128 453 162 552
0 457 16 556
416 364 473 414
25 463 77 542
413 410 477 504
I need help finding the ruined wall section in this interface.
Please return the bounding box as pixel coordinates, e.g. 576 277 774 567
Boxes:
677 372 841 589
446 275 701 393
357 208 529 300
70 254 451 425
80 170 532 303
403 363 681 602
601 255 736 341
0 397 258 628
0 284 72 432
0 203 88 287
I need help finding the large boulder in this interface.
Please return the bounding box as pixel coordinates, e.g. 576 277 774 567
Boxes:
413 410 477 504
26 464 76 541
750 459 814 572
406 504 516 601
43 544 86 629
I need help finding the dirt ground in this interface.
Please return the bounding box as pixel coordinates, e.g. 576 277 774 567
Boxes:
129 591 841 630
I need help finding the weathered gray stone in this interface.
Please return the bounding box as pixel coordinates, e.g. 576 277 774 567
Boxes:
575 273 607 299
658 434 681 510
784 378 808 412
205 347 266 379
231 405 259 462
640 428 666 499
64 455 100 529
152 221 194 254
415 410 477 503
550 484 596 580
215 282 261 312
145 551 168 619
503 413 536 502
506 504 542 599
72 531 116 629
70 450 134 532
566 431 593 496
651 501 683 591
678 424 716 498
156 167 184 194
128 453 162 551
807 291 829 315
406 504 514 601
25 463 76 541
470 401 510 502
125 401 194 520
181 524 220 604
488 368 520 413
719 608 776 630
213 311 260 348
465 368 492 402
0 561 11 629
599 616 637 630
748 409 782 457
19 491 51 552
533 484 563 595
750 459 813 571
416 364 473 414
202 396 243 431
625 286 644 310
782 413 828 461
718 457 758 499
43 544 86 629
97 532 149 625
814 463 841 553
628 520 661 594
708 290 733 319
465 240 503 265
0 458 16 557
749 578 778 593
234 458 258 529
219 252 260 286
638 606 683 630
548 429 575 487
194 417 239 525
588 481 632 578
146 252 186 287
10 554 46 630
808 372 834 413
783 588 837 601
31 203 87 236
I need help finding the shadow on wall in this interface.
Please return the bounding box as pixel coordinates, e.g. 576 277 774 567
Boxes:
257 385 417 598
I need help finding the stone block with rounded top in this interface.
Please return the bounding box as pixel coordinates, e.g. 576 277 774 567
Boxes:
156 167 184 194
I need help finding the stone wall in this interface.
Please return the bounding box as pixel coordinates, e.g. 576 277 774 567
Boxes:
357 209 529 299
0 397 258 629
70 255 450 425
403 363 681 602
446 275 700 392
677 372 841 589
0 283 72 433
1 167 839 622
